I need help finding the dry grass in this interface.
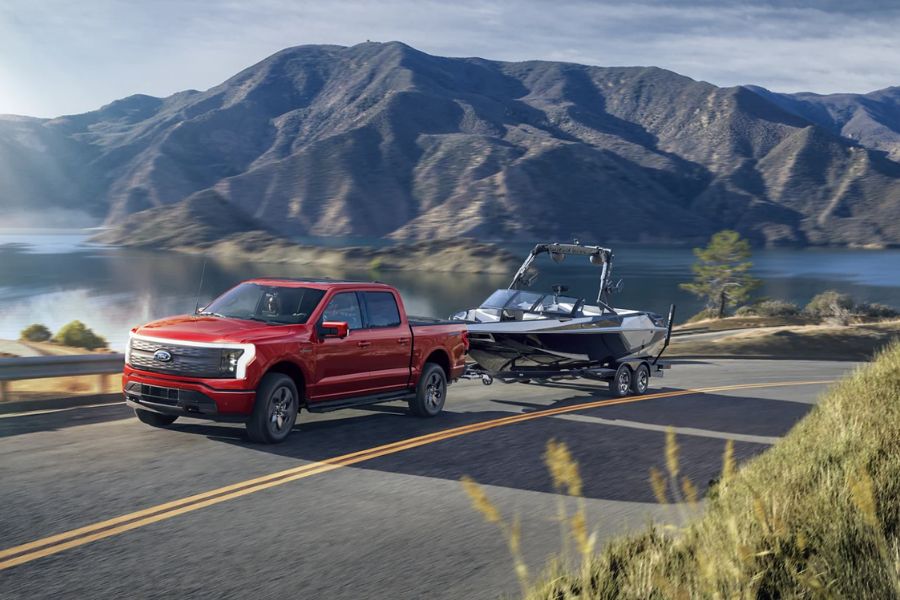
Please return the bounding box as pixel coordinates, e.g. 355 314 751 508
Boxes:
515 341 900 599
5 374 120 401
1 340 119 402
675 315 811 333
670 319 900 361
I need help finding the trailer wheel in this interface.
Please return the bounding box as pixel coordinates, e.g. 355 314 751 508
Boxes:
609 364 633 398
631 363 650 395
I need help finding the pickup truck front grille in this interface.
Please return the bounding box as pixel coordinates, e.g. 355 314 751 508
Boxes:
129 338 230 379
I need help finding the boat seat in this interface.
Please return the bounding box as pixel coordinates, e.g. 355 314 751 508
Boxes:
500 309 526 321
570 298 585 317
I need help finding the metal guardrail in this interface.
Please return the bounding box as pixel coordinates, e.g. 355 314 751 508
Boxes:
0 354 125 402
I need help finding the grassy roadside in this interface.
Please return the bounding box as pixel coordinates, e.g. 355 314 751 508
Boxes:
4 375 120 402
0 340 119 402
670 319 900 361
524 342 900 598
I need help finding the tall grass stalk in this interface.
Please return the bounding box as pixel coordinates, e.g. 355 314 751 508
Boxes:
461 475 531 597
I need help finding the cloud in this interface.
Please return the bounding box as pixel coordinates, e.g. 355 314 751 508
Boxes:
1 0 898 117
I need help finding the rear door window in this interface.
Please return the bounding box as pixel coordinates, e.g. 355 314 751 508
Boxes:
363 292 402 328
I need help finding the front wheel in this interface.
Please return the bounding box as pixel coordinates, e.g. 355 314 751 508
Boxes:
246 373 300 444
409 363 447 417
609 364 633 398
134 408 178 427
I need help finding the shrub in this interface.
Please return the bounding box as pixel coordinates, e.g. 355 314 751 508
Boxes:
19 323 52 342
856 302 899 320
51 320 108 350
735 300 800 318
803 290 855 323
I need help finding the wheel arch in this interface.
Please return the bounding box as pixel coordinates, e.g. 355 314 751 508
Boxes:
266 360 307 405
423 349 451 379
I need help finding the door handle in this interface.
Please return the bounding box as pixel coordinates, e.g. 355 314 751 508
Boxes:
357 341 371 347
397 338 409 344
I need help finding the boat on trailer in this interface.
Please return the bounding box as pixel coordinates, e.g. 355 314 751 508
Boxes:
451 242 675 396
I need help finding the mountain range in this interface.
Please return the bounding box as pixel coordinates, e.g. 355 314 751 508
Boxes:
2 41 900 247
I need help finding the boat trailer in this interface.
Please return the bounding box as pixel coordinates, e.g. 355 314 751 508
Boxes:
461 304 676 390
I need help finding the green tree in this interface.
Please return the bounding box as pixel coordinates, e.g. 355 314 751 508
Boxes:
51 320 108 350
681 230 760 319
19 323 52 342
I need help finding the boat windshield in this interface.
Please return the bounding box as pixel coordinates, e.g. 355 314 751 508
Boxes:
480 290 543 310
479 289 583 315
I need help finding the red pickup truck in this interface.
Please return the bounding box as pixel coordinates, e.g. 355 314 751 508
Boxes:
123 279 469 443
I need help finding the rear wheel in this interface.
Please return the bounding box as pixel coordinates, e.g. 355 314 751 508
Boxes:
609 364 633 398
134 408 178 427
246 373 299 444
409 363 447 417
631 363 650 395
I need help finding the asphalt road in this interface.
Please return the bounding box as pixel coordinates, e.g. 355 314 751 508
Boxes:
0 359 856 599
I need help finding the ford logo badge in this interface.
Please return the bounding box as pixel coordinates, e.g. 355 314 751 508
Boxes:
153 350 173 362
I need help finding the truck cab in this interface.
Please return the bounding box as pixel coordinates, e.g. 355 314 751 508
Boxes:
123 279 468 443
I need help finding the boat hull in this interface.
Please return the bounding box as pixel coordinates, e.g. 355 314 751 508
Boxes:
466 313 667 374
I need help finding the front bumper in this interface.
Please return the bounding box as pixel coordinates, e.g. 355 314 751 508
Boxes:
124 368 255 421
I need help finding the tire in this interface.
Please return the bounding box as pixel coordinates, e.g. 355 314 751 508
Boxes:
246 373 300 444
609 364 633 398
631 363 650 395
409 363 447 418
134 408 178 427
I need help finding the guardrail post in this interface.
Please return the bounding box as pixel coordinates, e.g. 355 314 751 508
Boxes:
0 381 8 403
96 373 117 394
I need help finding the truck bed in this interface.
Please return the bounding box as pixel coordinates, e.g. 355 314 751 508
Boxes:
408 316 459 327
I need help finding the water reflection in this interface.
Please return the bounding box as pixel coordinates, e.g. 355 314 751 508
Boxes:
1 235 899 352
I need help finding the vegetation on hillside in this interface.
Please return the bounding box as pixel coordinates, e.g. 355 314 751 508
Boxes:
670 319 900 361
729 293 899 323
50 321 108 350
19 323 52 342
464 342 900 598
735 299 801 318
802 291 899 325
681 231 760 319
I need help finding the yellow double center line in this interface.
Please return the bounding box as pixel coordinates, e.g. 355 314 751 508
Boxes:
0 380 831 571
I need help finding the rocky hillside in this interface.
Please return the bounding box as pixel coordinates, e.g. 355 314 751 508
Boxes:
91 193 518 273
3 42 900 246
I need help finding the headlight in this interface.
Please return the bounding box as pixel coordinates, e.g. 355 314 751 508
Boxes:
220 349 245 375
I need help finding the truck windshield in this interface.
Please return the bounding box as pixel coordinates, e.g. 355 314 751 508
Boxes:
202 283 325 325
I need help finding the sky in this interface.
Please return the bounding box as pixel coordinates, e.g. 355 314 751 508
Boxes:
1 0 899 117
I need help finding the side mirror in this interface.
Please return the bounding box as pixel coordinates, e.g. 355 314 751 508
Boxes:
320 321 349 339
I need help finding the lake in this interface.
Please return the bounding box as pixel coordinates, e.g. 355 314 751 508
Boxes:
2 230 899 351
